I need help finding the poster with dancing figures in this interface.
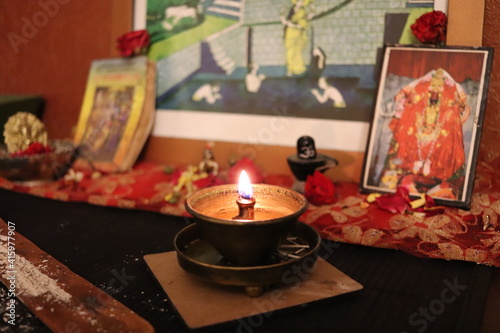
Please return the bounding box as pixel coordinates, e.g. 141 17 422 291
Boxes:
360 45 493 208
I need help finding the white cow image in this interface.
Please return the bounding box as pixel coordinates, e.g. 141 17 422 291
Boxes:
162 5 198 31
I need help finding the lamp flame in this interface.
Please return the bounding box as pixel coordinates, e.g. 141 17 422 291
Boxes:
238 170 253 199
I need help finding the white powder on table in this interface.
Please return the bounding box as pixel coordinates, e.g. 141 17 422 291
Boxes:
0 234 72 303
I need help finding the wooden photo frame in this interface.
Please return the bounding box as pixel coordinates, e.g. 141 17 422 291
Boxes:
360 45 493 208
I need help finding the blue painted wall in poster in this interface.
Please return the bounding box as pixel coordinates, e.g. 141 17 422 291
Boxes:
153 0 412 121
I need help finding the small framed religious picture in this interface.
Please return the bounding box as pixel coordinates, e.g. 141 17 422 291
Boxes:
74 56 156 173
360 44 494 208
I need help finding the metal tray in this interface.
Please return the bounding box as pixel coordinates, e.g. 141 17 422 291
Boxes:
174 222 321 296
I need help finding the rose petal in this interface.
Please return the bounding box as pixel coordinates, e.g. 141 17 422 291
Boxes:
376 194 410 214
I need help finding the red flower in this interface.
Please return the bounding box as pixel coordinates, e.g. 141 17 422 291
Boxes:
116 30 150 57
304 171 335 205
411 10 447 44
10 142 53 157
228 157 264 184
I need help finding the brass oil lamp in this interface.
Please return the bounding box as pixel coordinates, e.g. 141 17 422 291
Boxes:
177 170 320 297
184 171 308 266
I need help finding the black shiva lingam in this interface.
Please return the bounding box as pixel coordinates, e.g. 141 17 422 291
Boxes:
175 171 321 297
287 136 338 192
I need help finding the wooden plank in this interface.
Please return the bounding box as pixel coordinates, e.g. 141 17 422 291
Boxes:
0 219 154 333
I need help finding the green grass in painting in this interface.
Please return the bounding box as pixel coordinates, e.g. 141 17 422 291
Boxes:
398 8 433 45
148 16 237 61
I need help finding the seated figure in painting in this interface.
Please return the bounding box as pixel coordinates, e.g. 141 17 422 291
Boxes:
191 83 221 105
380 68 470 199
245 63 266 93
310 77 346 108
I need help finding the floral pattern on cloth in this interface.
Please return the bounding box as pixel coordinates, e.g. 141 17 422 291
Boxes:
0 160 498 267
301 160 500 267
0 162 188 216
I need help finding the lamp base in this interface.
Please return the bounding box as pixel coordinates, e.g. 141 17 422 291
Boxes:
173 222 321 296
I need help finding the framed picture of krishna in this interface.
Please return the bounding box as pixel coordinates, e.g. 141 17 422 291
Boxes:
360 45 493 208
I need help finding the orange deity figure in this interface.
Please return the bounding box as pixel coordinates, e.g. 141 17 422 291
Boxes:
381 68 470 198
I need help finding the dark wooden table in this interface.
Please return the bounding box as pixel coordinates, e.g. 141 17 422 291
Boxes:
0 188 495 333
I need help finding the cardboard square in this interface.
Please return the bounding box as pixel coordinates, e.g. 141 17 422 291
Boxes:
144 252 363 330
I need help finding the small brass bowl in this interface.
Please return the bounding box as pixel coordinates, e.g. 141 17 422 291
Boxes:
0 140 77 184
185 184 308 266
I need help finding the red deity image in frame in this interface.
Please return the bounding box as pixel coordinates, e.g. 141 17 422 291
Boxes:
361 45 493 208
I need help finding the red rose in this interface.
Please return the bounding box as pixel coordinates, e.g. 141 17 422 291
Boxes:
304 171 335 205
411 10 447 44
116 30 151 57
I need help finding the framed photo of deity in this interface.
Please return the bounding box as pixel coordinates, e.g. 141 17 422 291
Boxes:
360 45 494 208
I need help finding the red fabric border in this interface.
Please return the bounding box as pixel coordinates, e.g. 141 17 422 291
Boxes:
1 160 498 267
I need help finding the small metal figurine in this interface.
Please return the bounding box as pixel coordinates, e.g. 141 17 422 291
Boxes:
199 144 219 176
287 136 338 192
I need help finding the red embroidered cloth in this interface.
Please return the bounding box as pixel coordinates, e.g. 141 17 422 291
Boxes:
1 160 498 267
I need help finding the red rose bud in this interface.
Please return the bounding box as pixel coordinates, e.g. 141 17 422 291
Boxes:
411 10 447 44
116 29 151 57
304 171 335 206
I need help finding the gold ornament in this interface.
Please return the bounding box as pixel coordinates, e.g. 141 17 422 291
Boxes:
3 112 48 153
